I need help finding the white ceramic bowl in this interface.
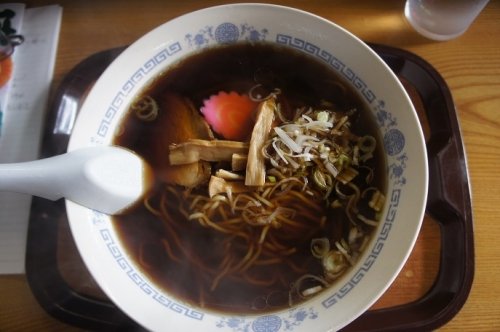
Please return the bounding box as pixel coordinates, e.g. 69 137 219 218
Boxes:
67 4 428 331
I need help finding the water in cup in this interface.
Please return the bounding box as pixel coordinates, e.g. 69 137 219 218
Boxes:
405 0 489 41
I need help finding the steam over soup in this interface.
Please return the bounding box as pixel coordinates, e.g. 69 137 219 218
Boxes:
112 42 387 314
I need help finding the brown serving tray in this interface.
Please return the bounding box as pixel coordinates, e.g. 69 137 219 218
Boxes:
25 44 474 331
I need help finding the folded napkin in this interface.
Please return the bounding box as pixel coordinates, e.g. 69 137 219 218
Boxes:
0 3 62 274
0 3 24 135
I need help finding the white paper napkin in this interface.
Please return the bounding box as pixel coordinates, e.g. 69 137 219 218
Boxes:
0 3 62 274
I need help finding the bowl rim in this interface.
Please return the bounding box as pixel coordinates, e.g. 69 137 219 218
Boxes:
66 3 428 331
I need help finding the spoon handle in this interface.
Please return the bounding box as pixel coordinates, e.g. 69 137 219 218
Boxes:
0 153 75 201
0 146 151 214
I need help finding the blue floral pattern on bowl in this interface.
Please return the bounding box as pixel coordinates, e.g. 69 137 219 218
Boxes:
215 308 318 332
186 23 268 48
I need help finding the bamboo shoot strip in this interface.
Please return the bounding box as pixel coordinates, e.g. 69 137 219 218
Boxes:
245 97 276 186
169 139 249 165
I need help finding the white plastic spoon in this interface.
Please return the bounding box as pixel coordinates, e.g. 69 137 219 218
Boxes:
0 146 153 215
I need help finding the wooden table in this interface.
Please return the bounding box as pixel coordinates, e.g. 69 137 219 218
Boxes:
1 1 499 330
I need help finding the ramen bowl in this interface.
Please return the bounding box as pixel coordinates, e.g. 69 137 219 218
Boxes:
67 4 428 332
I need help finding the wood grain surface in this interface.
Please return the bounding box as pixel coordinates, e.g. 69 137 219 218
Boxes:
0 1 499 331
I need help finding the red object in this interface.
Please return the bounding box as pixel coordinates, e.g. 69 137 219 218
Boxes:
200 91 257 141
0 57 13 88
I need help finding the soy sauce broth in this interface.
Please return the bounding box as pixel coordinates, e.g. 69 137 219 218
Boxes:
112 42 386 314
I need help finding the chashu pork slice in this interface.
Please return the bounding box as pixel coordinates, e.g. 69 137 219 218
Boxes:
152 93 213 187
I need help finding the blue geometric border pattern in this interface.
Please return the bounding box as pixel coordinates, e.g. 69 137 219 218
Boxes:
276 34 376 104
99 228 204 320
274 33 408 310
96 42 182 138
322 188 401 308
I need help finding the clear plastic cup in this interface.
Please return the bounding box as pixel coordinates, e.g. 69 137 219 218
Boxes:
405 0 490 41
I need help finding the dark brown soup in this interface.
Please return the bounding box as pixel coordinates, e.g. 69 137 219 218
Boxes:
113 42 386 314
